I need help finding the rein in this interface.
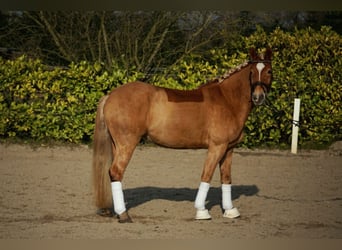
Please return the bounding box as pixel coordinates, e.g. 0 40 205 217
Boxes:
264 95 321 134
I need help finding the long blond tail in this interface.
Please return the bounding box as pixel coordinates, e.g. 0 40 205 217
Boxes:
92 95 113 209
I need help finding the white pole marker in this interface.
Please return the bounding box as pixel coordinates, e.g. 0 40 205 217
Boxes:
291 98 301 154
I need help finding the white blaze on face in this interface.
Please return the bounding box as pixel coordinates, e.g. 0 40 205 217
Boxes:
256 62 265 81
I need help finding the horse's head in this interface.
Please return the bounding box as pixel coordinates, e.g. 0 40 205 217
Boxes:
249 47 272 105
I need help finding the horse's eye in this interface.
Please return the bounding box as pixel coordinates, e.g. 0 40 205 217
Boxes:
267 69 272 74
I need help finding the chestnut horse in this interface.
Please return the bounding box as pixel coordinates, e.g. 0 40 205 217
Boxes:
92 48 272 222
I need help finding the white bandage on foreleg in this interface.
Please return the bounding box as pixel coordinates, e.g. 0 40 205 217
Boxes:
111 181 126 215
194 182 210 210
222 184 233 210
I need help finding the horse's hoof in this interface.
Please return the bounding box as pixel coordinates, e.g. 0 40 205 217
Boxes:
223 207 240 219
195 209 212 220
96 208 114 217
118 211 133 223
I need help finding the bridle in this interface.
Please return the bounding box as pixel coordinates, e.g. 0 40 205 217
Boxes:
248 60 272 95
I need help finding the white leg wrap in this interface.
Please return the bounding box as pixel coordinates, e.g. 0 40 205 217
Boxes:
222 184 240 218
222 184 233 210
111 181 126 215
194 182 211 220
194 182 210 210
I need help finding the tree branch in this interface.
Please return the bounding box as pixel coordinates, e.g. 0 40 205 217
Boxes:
38 11 74 62
100 12 112 67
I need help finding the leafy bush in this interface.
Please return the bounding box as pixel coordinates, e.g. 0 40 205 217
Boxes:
0 26 341 148
0 57 143 142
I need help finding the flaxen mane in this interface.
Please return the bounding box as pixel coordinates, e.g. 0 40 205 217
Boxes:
217 60 249 83
199 60 250 88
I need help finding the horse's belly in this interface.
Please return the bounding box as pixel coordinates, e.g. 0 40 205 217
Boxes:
148 129 208 149
147 110 208 148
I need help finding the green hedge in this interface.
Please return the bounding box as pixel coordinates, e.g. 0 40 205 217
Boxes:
0 58 143 142
0 26 341 147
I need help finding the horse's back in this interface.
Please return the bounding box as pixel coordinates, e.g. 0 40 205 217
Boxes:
108 81 156 97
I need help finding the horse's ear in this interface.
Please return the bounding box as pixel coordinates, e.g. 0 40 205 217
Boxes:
264 47 272 61
249 47 258 61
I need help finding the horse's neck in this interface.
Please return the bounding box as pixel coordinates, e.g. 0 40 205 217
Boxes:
219 66 253 121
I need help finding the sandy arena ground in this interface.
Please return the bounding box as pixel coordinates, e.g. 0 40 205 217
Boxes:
0 142 341 239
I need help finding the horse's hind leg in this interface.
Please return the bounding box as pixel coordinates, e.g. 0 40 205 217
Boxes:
108 137 139 223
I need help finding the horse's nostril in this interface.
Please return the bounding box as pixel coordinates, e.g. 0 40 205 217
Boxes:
252 93 265 105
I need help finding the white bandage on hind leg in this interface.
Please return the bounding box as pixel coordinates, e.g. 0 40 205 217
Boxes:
222 184 233 210
194 182 210 210
111 181 126 215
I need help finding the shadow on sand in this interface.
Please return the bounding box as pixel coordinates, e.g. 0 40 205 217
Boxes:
124 185 259 211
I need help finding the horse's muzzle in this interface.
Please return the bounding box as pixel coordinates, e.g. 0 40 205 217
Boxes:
252 92 266 105
251 81 268 106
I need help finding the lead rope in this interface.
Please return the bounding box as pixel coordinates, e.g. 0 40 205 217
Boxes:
264 96 322 134
263 97 298 127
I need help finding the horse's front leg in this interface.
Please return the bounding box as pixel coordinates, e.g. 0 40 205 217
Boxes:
194 143 228 220
219 149 240 219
